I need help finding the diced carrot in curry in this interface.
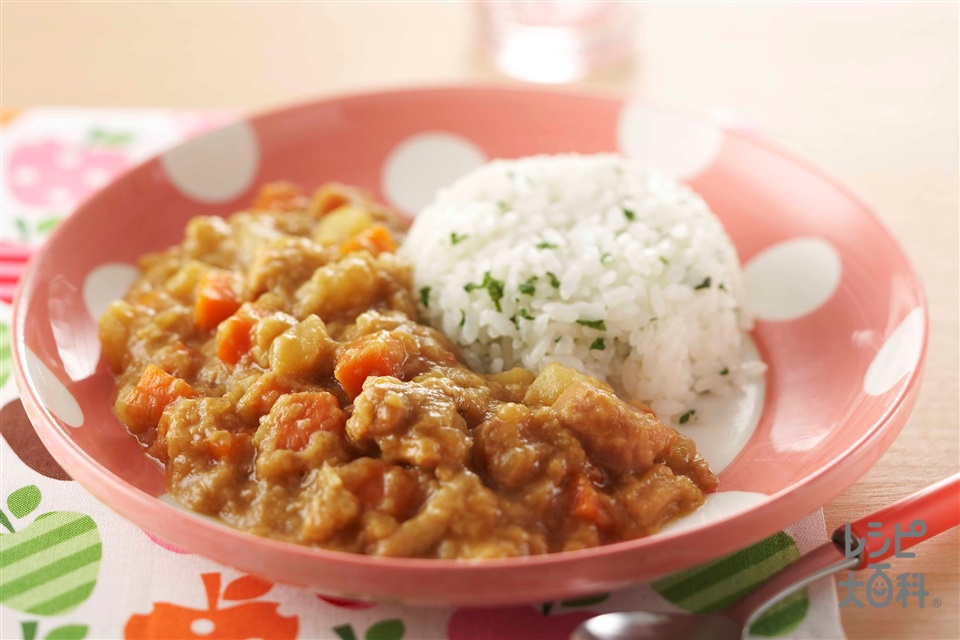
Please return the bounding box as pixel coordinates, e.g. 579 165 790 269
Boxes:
571 475 613 532
195 270 244 331
216 314 256 364
253 182 308 211
274 391 346 451
339 224 397 256
124 364 197 430
309 183 368 216
334 334 408 399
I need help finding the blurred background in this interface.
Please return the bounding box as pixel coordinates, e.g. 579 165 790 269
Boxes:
3 2 957 182
2 3 958 639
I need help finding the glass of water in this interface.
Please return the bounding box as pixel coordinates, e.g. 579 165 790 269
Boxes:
475 1 639 84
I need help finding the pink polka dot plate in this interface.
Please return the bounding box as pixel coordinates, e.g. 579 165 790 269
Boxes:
11 86 927 605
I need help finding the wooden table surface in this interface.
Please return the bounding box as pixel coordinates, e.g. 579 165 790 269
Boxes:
3 3 958 638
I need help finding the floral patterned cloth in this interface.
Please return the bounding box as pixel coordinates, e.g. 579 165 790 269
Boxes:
0 107 845 640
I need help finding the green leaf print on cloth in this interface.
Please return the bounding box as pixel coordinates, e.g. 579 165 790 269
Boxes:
0 486 101 616
652 531 809 637
43 624 88 640
0 321 11 389
20 621 88 640
333 619 405 640
12 216 64 245
86 129 135 147
8 486 43 519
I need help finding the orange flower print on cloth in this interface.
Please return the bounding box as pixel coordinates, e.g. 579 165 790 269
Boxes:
124 573 298 639
0 109 21 126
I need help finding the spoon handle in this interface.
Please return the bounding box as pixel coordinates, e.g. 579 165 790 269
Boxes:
835 473 960 567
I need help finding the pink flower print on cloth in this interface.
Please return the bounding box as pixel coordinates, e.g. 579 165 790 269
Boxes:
7 139 130 207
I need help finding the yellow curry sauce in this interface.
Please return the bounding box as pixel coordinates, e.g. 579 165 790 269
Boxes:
99 183 717 559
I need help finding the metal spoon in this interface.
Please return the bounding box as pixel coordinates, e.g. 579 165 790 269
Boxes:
572 473 960 640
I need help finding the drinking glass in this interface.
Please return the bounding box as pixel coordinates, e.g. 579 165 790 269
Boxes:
475 1 639 83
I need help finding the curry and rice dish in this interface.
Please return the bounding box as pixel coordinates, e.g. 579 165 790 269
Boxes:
100 156 752 559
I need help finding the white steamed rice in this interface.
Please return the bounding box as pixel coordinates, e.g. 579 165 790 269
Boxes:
400 154 763 418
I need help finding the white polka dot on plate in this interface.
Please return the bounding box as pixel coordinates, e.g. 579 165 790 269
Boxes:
83 263 140 319
24 346 84 428
616 100 723 180
382 133 485 214
161 121 259 203
744 237 842 321
864 307 925 396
